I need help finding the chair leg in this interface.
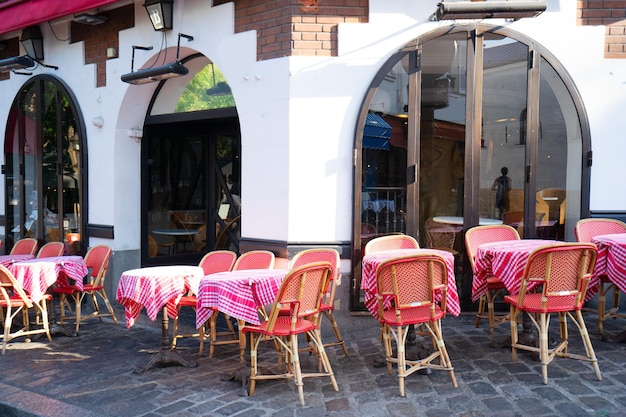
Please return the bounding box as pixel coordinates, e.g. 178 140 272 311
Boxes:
598 283 607 335
381 324 393 375
282 334 305 406
171 308 181 349
2 306 14 355
475 295 486 327
323 310 348 356
575 310 602 381
510 305 519 362
396 325 406 397
538 312 549 384
248 332 258 397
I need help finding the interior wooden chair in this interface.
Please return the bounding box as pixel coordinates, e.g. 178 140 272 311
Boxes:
206 250 275 358
504 243 601 384
10 238 39 256
36 242 65 258
241 261 338 406
171 250 237 355
0 265 51 354
465 224 520 344
424 218 458 255
290 248 349 359
374 253 457 396
54 245 117 334
575 218 626 335
364 234 419 255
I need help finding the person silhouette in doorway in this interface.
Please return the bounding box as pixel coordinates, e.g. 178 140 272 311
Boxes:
491 166 511 220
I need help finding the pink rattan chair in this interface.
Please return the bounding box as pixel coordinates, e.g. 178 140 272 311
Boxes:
0 265 52 354
575 218 626 335
290 248 348 358
504 243 601 384
54 245 117 334
465 224 520 344
241 261 338 405
171 250 237 354
364 234 419 255
375 253 457 396
206 250 274 358
232 250 275 270
10 238 38 256
36 242 65 258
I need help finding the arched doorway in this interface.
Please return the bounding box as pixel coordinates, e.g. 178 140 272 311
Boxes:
141 54 241 266
352 25 592 311
4 75 86 255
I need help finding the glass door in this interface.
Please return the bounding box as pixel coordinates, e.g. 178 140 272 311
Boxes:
353 25 590 311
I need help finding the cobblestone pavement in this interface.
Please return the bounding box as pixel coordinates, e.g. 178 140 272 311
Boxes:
0 302 626 417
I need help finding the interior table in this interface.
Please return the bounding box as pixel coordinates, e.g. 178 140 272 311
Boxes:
433 216 503 226
195 268 288 362
152 229 199 253
116 265 204 373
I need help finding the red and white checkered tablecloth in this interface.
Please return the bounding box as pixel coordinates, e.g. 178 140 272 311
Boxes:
196 268 287 327
116 265 204 328
361 249 460 318
0 254 34 267
9 255 88 303
472 239 565 302
591 233 626 294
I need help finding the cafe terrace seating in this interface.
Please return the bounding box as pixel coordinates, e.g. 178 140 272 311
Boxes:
289 248 349 365
374 253 457 396
504 243 601 384
575 218 626 335
36 242 65 258
364 234 419 255
242 261 338 406
10 238 38 256
54 245 117 334
0 265 51 354
208 250 275 358
465 224 520 343
171 250 237 354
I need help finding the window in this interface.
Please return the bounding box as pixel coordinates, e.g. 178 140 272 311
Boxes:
4 76 85 254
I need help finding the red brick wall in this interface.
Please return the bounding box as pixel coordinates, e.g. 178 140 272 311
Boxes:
216 0 368 60
70 4 135 87
0 37 19 82
577 1 626 58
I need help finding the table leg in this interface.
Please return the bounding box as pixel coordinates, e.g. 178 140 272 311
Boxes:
134 307 198 373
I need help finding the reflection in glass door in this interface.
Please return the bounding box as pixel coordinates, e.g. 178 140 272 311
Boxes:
480 36 529 235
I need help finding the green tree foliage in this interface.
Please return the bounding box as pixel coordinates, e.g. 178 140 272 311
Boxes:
176 64 235 112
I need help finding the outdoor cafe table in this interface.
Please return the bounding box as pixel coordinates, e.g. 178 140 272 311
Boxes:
361 248 461 318
471 239 568 303
116 265 204 372
590 233 626 342
195 268 288 362
0 254 34 268
9 255 87 303
591 233 626 295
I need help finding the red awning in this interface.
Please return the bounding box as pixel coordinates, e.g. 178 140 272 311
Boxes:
0 0 122 36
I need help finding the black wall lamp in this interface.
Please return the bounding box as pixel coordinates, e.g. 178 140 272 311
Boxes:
121 33 192 84
144 0 174 31
433 1 547 21
20 25 44 60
